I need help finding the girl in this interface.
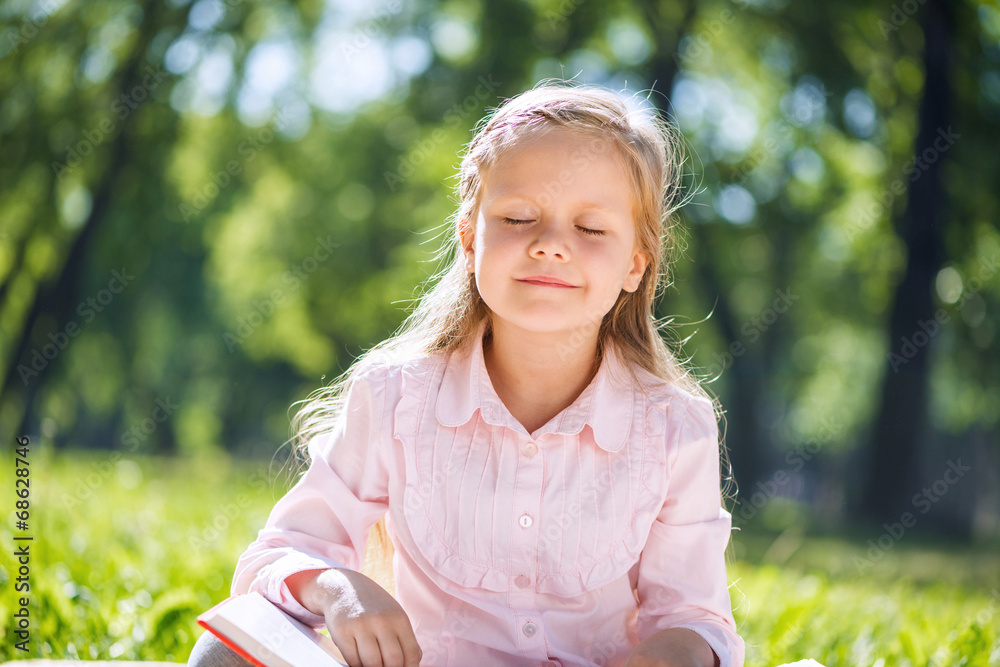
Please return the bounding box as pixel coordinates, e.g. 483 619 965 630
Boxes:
189 81 744 667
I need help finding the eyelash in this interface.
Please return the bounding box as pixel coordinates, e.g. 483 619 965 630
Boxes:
501 217 605 237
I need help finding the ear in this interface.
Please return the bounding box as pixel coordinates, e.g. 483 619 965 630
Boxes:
458 217 475 271
622 248 649 293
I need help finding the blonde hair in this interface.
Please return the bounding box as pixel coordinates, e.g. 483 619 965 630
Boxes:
282 80 732 596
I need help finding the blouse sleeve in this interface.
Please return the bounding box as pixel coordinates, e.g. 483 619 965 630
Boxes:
634 396 745 667
230 366 391 627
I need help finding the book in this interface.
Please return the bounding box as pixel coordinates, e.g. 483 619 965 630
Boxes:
197 591 348 667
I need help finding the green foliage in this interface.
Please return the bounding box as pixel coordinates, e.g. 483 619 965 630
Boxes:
0 446 293 661
2 0 997 467
733 562 1000 665
1 450 998 664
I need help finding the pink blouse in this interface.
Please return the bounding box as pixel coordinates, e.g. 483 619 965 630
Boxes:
231 320 744 667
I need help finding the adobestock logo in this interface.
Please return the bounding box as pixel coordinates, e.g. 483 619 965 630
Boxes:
60 394 178 510
735 416 844 525
418 606 475 665
2 0 62 57
338 0 403 63
188 470 270 552
878 0 928 39
704 287 799 378
52 64 170 182
554 292 619 363
383 75 501 192
845 124 960 243
854 458 971 573
221 235 338 352
179 108 295 223
888 255 998 372
671 1 756 69
17 268 134 386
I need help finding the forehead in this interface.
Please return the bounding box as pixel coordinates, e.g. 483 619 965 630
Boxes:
481 127 633 206
491 125 625 171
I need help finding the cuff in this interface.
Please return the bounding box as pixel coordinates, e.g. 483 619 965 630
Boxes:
252 552 348 628
274 579 327 628
672 623 744 667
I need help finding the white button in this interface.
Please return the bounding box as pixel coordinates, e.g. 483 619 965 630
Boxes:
523 442 538 458
515 574 530 588
519 513 533 528
522 621 537 637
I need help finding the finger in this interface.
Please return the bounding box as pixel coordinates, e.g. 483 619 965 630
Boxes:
354 633 384 667
374 634 405 667
397 627 423 667
333 635 362 667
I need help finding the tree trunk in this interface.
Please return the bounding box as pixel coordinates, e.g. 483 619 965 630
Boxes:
858 0 955 527
640 0 770 499
0 0 163 447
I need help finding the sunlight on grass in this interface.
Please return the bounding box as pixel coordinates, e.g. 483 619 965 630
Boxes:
1 448 997 665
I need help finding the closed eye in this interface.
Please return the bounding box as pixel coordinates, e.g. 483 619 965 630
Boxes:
501 217 605 236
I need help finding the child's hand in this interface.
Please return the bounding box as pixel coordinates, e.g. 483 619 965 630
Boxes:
288 567 423 667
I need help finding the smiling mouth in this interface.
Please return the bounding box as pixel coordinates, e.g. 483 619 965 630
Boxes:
518 278 577 288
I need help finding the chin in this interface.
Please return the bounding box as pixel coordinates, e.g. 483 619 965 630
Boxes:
496 317 585 336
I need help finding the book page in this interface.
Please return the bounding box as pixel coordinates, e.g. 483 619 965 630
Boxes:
199 592 348 667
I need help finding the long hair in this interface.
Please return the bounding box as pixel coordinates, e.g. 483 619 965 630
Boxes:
282 80 732 596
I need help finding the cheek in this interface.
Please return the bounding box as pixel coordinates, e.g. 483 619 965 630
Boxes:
481 230 518 260
581 245 622 273
473 234 494 265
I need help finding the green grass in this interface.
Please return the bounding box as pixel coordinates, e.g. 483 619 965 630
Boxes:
2 447 998 665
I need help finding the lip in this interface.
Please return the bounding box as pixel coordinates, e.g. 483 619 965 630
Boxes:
517 275 578 288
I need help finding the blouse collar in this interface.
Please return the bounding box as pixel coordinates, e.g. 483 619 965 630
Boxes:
434 318 634 452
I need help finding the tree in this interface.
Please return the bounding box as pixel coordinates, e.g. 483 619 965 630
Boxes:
858 0 961 529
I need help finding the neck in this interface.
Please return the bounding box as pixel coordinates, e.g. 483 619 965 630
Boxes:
482 318 601 434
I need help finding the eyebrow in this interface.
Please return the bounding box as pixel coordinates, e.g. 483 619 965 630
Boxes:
488 194 619 214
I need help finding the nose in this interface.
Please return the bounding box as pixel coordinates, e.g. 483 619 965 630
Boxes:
528 220 571 260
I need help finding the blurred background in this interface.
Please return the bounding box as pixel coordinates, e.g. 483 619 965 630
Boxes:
1 0 999 663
